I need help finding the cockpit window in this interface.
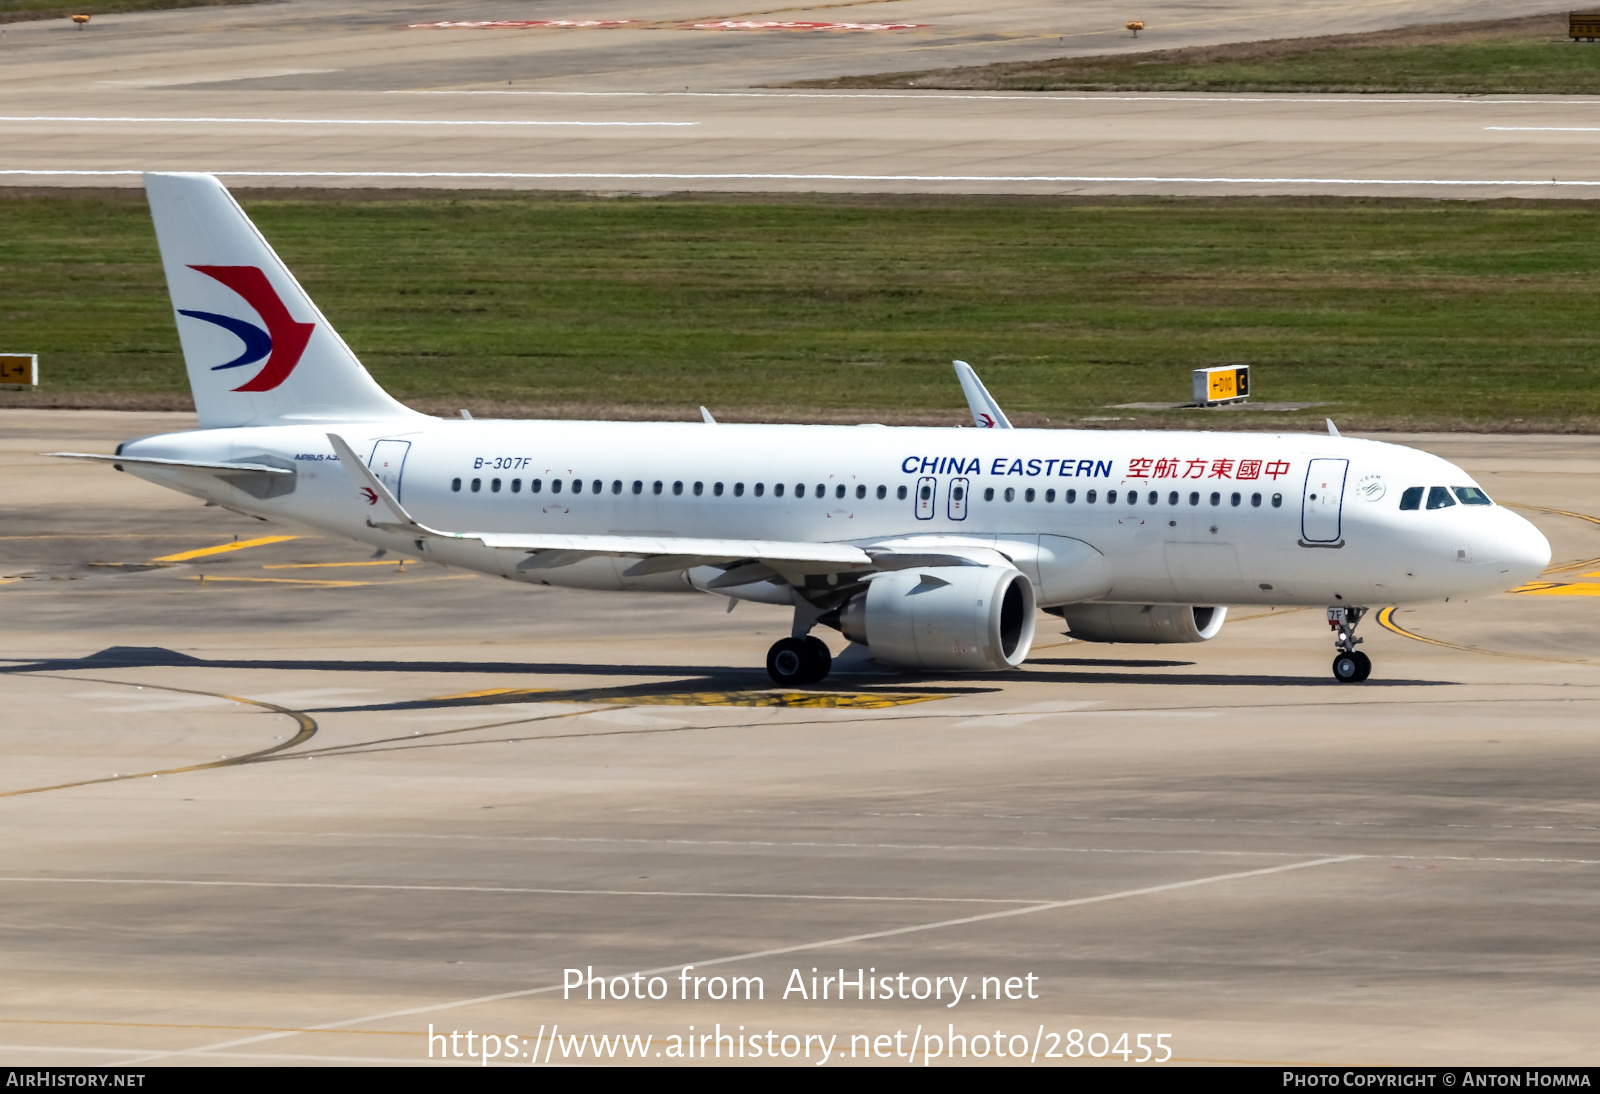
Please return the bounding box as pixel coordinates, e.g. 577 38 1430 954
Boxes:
1453 486 1492 506
1426 486 1456 510
1399 486 1424 510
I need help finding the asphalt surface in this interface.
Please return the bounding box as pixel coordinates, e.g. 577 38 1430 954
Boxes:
1 0 1595 197
2 411 1597 1066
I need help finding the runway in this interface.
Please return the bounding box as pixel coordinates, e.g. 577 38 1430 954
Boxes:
2 411 1598 1065
0 0 1595 197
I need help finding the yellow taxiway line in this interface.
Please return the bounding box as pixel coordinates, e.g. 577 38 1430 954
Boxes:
154 535 297 562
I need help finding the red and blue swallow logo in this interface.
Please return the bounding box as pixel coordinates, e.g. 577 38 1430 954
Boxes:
178 265 314 392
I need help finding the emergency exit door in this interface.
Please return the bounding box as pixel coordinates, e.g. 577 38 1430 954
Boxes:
915 476 936 520
1300 458 1348 544
368 439 412 503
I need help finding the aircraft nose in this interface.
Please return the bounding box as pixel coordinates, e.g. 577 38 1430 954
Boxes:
1495 508 1551 587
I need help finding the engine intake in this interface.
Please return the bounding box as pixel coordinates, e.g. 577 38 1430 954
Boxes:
1055 603 1227 644
840 565 1035 672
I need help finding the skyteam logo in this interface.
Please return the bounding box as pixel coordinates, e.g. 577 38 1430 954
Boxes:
178 265 315 393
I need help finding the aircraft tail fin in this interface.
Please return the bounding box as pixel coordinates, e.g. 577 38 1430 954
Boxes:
144 172 425 429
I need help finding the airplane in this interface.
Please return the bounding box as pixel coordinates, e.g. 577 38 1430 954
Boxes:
53 172 1551 686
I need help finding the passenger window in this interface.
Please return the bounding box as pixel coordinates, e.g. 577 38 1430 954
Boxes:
896 485 907 500
837 484 847 499
490 478 501 493
1086 490 1097 504
815 484 824 497
775 483 786 498
1271 493 1282 508
855 484 865 499
924 484 936 501
471 478 481 492
1230 492 1240 507
1106 490 1117 503
1189 492 1199 506
713 482 724 497
652 481 663 495
1426 486 1456 510
511 478 521 493
1045 488 1056 502
794 484 804 498
531 478 542 494
875 485 886 499
1399 486 1424 510
1004 487 1015 502
673 481 683 496
693 481 703 496
1147 491 1157 505
451 477 461 492
568 479 579 495
1168 491 1178 505
1453 486 1491 506
631 480 642 495
1210 491 1220 506
734 482 744 497
592 480 601 494
755 483 765 497
1126 490 1136 505
952 485 965 502
1065 489 1076 503
612 480 622 495
983 487 995 501
1024 488 1035 502
1251 492 1261 507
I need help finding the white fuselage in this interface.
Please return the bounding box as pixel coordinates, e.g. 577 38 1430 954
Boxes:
116 419 1551 610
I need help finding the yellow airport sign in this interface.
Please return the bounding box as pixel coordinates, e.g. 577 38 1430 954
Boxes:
1192 364 1250 406
0 354 37 387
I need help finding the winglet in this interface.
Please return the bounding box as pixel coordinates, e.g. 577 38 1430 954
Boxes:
1326 418 1341 438
953 360 1012 429
326 432 416 530
700 406 717 425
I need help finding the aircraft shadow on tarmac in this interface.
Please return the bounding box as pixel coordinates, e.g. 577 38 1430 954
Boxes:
0 647 1452 695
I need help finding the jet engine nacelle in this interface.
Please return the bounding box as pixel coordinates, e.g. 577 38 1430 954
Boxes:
839 565 1036 671
1055 603 1227 644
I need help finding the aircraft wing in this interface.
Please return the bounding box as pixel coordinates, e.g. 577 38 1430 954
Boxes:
326 433 874 576
953 360 1012 429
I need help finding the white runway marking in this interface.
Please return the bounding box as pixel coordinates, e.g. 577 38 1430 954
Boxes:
0 876 1045 904
401 90 1600 107
113 855 1358 1065
3 169 1595 188
0 116 694 128
1486 126 1600 132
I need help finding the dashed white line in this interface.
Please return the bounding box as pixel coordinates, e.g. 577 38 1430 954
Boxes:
1486 126 1600 132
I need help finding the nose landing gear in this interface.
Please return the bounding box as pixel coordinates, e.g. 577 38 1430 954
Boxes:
1328 606 1371 682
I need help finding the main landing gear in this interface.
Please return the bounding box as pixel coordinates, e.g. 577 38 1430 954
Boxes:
766 635 832 686
1328 606 1371 683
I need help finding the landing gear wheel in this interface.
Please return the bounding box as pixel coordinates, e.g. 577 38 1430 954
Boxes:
767 636 833 685
1332 650 1371 683
767 638 809 685
801 635 833 683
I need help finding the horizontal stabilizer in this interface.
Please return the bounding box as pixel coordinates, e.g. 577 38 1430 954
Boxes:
49 452 293 475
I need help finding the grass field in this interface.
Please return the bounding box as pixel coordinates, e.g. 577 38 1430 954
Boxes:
797 12 1600 95
0 0 263 22
2 188 1598 432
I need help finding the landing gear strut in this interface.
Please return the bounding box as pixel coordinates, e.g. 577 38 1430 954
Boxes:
1328 606 1371 683
766 635 832 686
